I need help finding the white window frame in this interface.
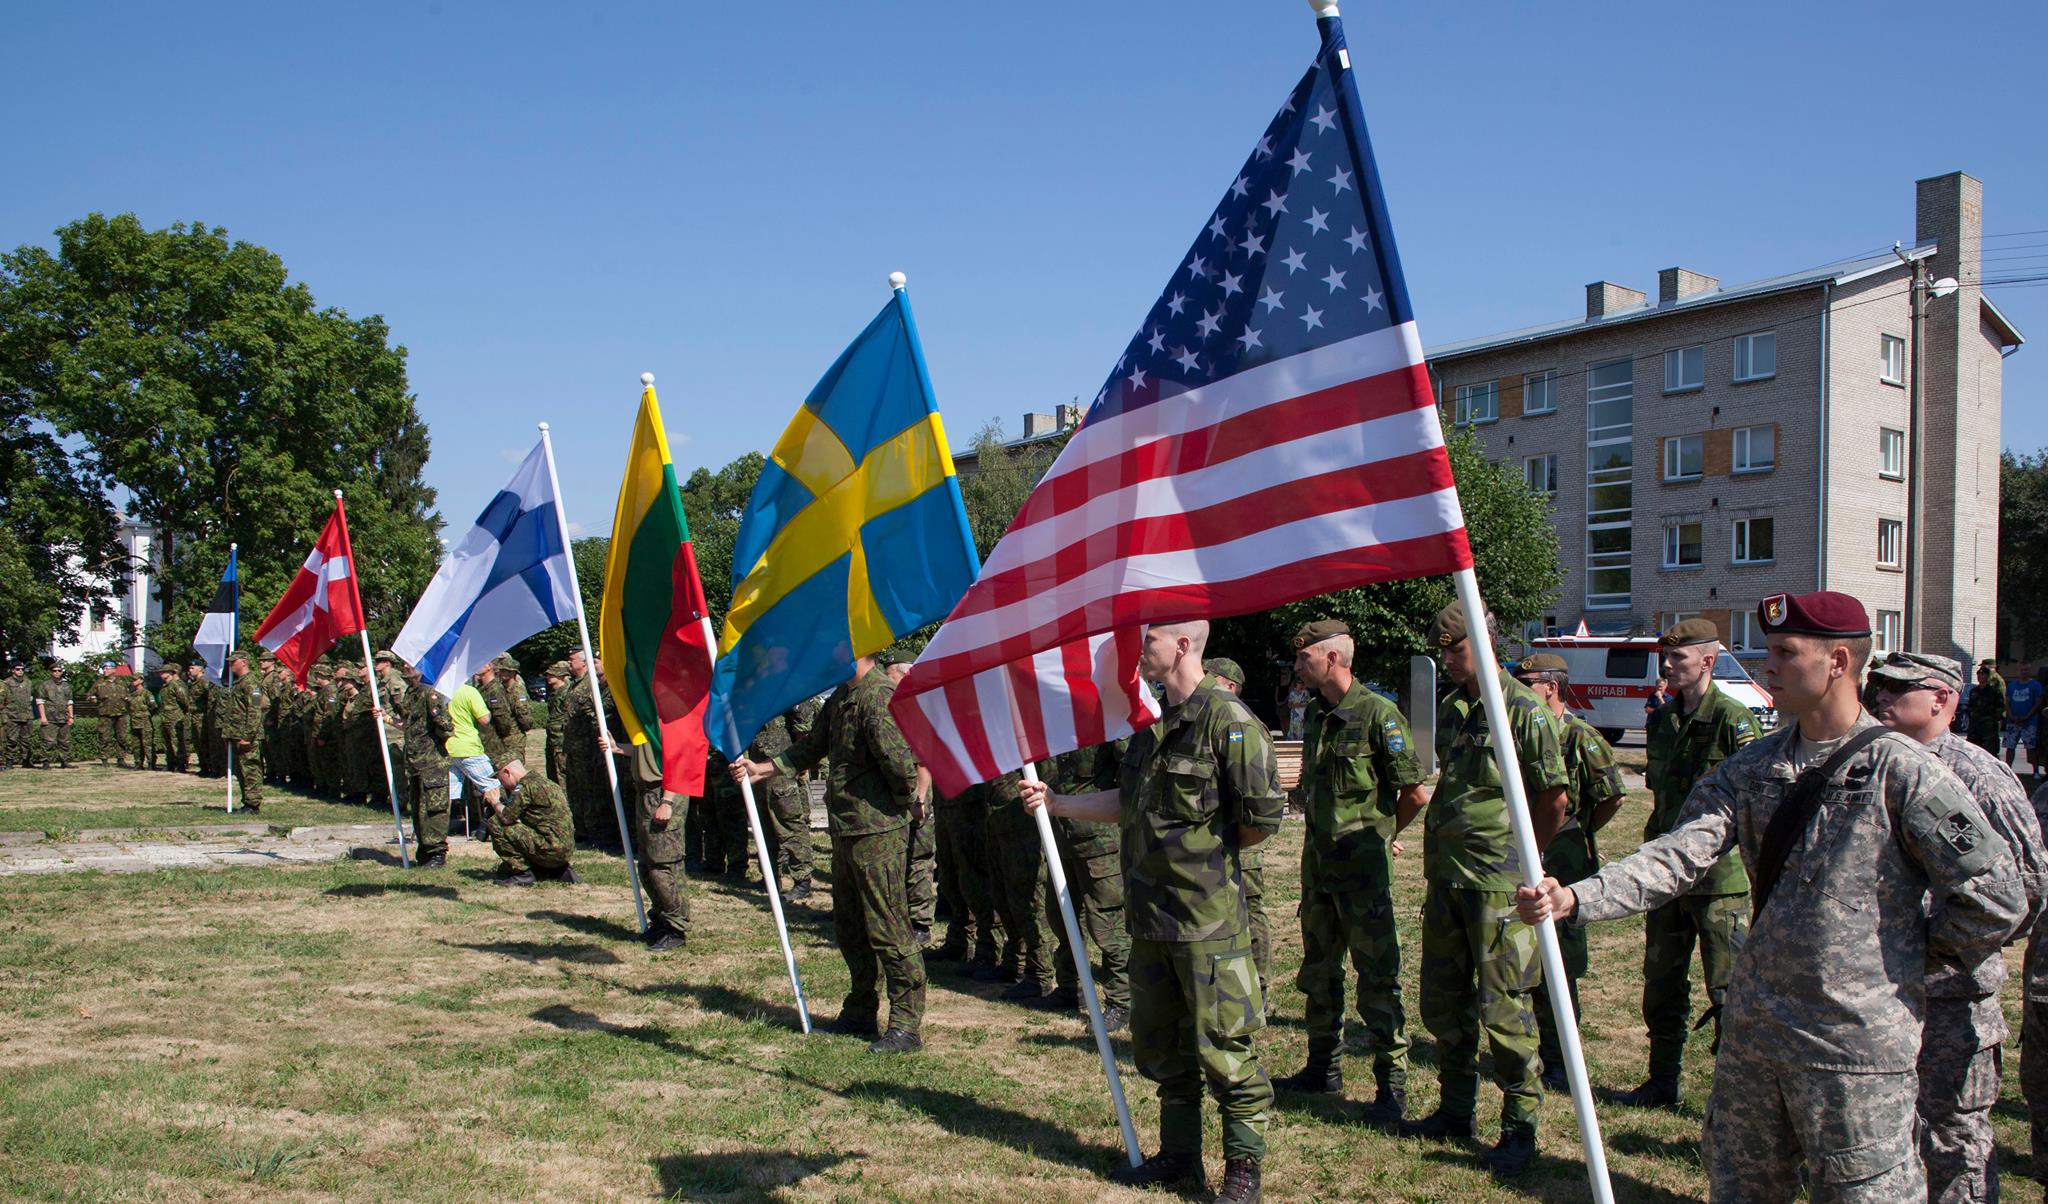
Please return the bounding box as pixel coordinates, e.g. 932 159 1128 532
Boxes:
1733 516 1775 565
1881 334 1906 386
1524 453 1558 496
1878 518 1904 569
1730 610 1759 652
1663 345 1705 394
1732 424 1775 473
1585 357 1635 609
1454 381 1498 426
1664 610 1700 628
1664 434 1704 481
1734 331 1777 382
1879 428 1906 480
1876 610 1902 654
1663 521 1704 569
1523 370 1557 415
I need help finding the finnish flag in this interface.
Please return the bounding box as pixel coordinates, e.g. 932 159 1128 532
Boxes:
393 441 578 696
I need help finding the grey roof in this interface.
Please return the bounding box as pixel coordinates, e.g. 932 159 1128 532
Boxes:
1427 245 1935 362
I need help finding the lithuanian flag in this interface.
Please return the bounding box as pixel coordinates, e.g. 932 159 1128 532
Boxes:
599 375 712 797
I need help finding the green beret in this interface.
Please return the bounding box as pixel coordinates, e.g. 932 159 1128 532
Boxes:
1206 658 1246 687
1292 619 1350 651
1658 618 1721 648
1517 652 1568 675
1426 602 1469 649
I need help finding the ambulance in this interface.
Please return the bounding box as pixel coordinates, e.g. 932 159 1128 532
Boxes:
1524 635 1776 742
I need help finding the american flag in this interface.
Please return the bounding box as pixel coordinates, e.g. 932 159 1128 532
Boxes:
892 23 1473 796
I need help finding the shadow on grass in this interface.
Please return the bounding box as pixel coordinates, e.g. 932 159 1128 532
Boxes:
651 1150 859 1201
1416 1146 1698 1204
533 1005 689 1053
632 980 807 1031
324 881 461 901
526 909 640 942
348 846 409 867
1608 1130 1704 1164
449 939 623 966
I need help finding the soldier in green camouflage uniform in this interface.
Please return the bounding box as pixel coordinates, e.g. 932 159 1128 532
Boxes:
542 663 570 786
391 655 453 867
91 667 129 767
1023 621 1282 1203
124 674 156 768
1203 659 1271 1002
156 663 191 771
1405 601 1569 1179
485 753 576 886
985 771 1056 998
35 662 74 768
342 671 376 801
930 777 1002 968
1036 739 1132 1028
735 655 927 1053
881 656 937 943
600 703 690 947
561 654 603 842
1512 651 1627 1094
221 652 267 812
1269 622 1429 1128
480 658 523 762
373 650 408 807
710 708 813 896
1626 617 1758 1107
1 663 35 769
313 666 343 795
186 664 214 775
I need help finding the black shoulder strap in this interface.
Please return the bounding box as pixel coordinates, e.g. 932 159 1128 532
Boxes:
1752 726 1892 921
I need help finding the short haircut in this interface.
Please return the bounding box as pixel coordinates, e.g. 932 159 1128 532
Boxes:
1151 620 1210 657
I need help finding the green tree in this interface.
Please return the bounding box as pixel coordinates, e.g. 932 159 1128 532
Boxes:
0 396 122 660
957 419 1069 559
681 451 767 633
0 213 441 659
2000 449 2048 661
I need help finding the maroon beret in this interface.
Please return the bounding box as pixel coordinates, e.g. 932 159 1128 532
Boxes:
1758 591 1870 639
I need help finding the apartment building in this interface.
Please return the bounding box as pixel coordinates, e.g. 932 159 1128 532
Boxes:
51 520 164 672
1427 172 2023 664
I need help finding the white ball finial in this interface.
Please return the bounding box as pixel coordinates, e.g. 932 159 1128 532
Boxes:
640 372 655 386
538 421 550 433
1307 0 1340 15
888 271 907 290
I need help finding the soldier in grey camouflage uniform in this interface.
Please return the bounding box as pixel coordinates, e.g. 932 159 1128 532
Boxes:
1023 620 1281 1204
1520 592 2028 1202
1270 621 1429 1130
1872 650 2048 1204
1512 651 1627 1095
1403 602 1568 1179
734 655 928 1053
2024 779 2048 1187
1036 739 1132 1029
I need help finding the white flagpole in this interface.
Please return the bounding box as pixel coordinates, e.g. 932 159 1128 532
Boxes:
1023 761 1141 1166
225 541 238 813
1453 567 1612 1202
335 491 411 869
225 743 235 812
537 422 648 934
714 629 812 1034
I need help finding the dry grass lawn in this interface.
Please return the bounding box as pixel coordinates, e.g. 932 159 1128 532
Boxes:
0 764 386 839
0 760 2042 1201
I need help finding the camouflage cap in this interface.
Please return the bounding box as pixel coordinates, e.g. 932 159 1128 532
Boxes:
492 653 519 672
373 648 396 662
1292 619 1350 651
1206 657 1246 687
229 648 253 663
491 751 525 775
1517 652 1568 675
157 661 181 674
259 651 277 663
1870 651 1964 691
1658 618 1720 648
544 661 571 678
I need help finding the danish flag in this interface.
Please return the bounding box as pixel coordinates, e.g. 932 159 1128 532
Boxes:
253 496 367 684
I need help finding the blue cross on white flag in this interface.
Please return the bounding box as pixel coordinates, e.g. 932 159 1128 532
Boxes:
392 440 578 696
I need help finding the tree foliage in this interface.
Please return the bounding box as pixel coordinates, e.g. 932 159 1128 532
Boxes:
0 213 441 660
2000 450 2048 661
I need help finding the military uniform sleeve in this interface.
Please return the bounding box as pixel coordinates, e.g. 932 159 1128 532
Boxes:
1371 702 1427 790
772 694 834 777
1719 703 1759 756
1575 726 1626 815
1900 762 2027 965
862 681 920 799
1217 697 1285 836
1517 704 1570 799
1573 769 1741 923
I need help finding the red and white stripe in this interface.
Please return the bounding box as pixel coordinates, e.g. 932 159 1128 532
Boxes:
893 321 1472 796
253 503 365 684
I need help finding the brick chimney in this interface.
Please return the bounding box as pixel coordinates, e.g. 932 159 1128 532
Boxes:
1658 267 1718 305
1022 411 1055 438
1586 281 1647 320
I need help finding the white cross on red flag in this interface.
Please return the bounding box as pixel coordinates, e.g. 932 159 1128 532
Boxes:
254 497 367 684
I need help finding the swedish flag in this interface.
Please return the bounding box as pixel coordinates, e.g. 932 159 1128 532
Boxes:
706 280 980 757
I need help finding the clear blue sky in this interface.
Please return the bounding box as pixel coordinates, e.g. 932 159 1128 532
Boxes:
7 1 2044 547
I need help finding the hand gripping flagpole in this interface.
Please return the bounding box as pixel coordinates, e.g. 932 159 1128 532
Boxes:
334 491 412 868
537 423 648 934
712 634 812 1034
1023 762 1141 1166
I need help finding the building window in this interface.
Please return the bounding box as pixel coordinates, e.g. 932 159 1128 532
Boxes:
1523 370 1557 415
1876 609 1902 653
1730 610 1759 652
1878 518 1903 568
1733 516 1775 564
1879 428 1906 480
1663 610 1700 629
1663 345 1705 393
1663 522 1704 568
1733 331 1777 382
1525 454 1558 495
1664 434 1704 481
1585 357 1634 609
1881 334 1906 385
1455 381 1498 426
1732 425 1775 473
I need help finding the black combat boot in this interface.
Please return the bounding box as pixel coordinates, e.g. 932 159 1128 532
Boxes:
1217 1156 1262 1204
1271 1058 1343 1095
1401 1109 1474 1140
1361 1083 1406 1130
1097 1003 1130 1032
1488 1127 1536 1178
492 869 536 888
1000 979 1048 1003
925 929 969 962
1108 1150 1205 1191
786 879 812 902
828 1009 880 1038
866 1028 923 1053
1612 1077 1681 1109
1034 985 1081 1012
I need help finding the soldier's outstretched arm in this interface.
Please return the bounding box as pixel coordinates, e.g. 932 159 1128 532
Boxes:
1902 765 2027 963
1561 773 1740 924
1021 778 1119 825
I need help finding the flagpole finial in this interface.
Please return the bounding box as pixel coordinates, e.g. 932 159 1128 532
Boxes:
888 271 907 291
640 372 655 387
1307 0 1339 15
538 422 550 433
333 489 343 500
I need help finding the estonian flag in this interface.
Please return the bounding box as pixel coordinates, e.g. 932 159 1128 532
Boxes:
193 545 238 683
